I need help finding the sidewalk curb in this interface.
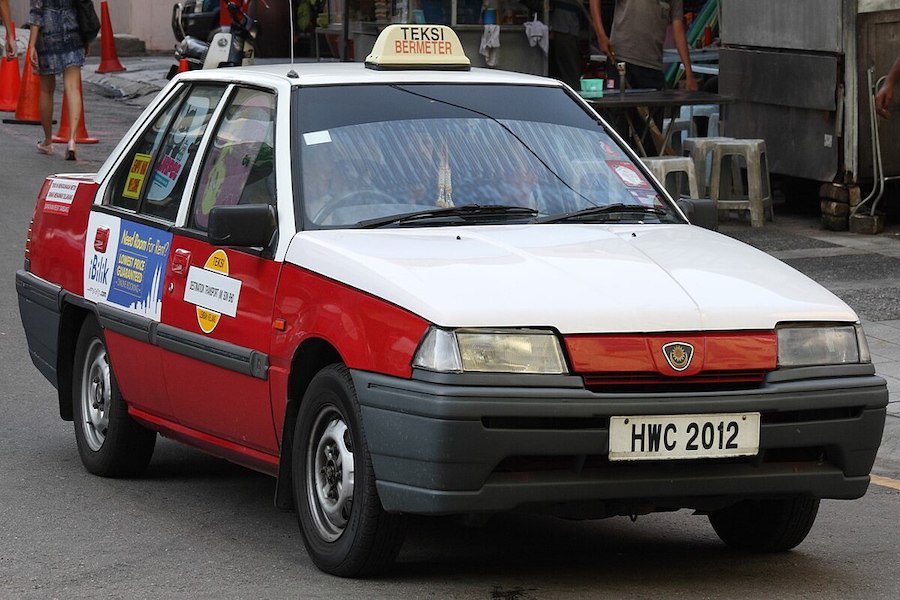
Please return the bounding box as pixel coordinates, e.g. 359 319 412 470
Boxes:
81 57 172 102
79 56 312 102
83 74 161 100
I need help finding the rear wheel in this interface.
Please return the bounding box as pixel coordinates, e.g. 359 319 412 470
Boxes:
293 364 406 577
708 496 820 552
73 316 156 477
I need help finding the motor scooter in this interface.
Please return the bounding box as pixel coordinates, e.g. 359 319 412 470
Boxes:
171 0 220 43
167 0 258 79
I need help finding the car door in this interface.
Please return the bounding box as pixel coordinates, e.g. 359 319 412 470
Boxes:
158 86 281 457
85 83 224 421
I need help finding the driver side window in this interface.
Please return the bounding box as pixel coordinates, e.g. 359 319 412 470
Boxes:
190 87 277 232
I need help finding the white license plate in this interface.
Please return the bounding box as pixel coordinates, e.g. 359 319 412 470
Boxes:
608 413 760 461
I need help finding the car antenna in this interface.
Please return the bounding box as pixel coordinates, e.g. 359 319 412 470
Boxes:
287 0 298 78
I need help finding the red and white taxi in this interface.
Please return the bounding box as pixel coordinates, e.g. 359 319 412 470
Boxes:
16 25 887 576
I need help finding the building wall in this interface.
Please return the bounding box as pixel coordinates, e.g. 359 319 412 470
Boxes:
8 0 172 52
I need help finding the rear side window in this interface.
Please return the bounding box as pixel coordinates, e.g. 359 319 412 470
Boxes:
106 84 226 221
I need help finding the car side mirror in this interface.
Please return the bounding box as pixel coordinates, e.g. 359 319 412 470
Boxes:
676 198 718 231
208 204 278 249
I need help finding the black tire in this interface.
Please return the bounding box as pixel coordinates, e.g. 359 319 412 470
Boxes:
708 496 820 552
73 316 156 477
292 364 406 577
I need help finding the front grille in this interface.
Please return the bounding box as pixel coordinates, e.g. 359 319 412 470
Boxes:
564 331 778 393
582 371 767 393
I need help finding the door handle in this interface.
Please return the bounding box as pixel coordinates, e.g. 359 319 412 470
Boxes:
171 248 191 276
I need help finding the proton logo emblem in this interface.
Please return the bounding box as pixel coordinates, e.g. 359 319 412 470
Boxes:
662 342 694 372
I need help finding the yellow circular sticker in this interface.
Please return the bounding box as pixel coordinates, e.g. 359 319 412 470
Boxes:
197 249 229 334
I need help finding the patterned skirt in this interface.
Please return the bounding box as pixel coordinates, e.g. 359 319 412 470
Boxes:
35 30 84 75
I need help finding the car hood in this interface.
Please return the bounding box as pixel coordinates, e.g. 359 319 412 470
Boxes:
286 224 856 333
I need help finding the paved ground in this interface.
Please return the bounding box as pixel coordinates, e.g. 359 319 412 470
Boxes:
77 55 900 475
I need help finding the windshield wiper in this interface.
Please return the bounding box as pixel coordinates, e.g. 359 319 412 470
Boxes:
536 203 667 224
359 204 538 228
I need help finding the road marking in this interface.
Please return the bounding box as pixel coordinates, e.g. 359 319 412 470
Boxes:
871 474 900 491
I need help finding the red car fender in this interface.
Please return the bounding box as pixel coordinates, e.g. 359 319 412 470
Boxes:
268 263 430 437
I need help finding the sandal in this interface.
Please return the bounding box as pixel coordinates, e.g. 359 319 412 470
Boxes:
37 141 54 156
65 140 77 161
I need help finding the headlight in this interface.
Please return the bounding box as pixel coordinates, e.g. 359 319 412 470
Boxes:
412 327 567 374
777 324 870 367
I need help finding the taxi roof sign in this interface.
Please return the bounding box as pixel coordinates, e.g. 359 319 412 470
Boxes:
365 25 470 70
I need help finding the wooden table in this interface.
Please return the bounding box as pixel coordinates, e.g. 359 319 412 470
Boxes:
586 89 733 156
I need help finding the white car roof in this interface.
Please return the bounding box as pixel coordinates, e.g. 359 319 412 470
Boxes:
174 62 565 89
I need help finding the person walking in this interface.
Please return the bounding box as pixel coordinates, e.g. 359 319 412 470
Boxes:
2 0 15 59
29 0 86 160
592 0 698 92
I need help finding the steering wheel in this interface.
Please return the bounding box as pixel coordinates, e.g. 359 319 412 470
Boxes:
314 189 399 224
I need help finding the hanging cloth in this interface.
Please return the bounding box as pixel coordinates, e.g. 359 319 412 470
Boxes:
524 15 548 55
480 24 501 67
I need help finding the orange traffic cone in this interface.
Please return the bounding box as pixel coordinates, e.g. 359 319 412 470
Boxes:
0 57 21 112
52 82 99 144
2 49 43 125
96 1 125 73
0 22 21 112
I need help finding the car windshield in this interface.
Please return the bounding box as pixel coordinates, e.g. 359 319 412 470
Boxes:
295 84 682 229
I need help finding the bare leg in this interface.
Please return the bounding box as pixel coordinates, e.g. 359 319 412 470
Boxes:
62 66 82 159
38 74 55 146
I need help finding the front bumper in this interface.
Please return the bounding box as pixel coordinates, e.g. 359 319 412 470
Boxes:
351 366 888 515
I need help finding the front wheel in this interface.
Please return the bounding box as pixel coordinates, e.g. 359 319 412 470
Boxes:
73 316 156 477
293 364 406 577
708 496 820 552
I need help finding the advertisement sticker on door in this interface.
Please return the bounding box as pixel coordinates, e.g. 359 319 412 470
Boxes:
83 213 173 320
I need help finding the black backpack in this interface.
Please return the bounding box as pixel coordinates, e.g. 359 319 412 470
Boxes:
73 0 101 45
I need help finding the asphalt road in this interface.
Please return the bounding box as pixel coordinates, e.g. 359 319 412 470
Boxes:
1 81 899 599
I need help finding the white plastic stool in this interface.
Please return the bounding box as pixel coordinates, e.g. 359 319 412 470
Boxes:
683 136 734 197
708 139 773 228
641 156 699 199
662 117 692 155
680 105 721 137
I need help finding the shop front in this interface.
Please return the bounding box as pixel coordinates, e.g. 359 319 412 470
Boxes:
318 0 549 74
719 0 900 186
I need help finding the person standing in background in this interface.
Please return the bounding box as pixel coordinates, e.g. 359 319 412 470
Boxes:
592 0 698 92
30 0 86 160
875 55 900 119
1 0 15 58
549 0 591 90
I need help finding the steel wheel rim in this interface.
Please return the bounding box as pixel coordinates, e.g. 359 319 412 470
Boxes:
306 405 355 542
80 338 110 452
